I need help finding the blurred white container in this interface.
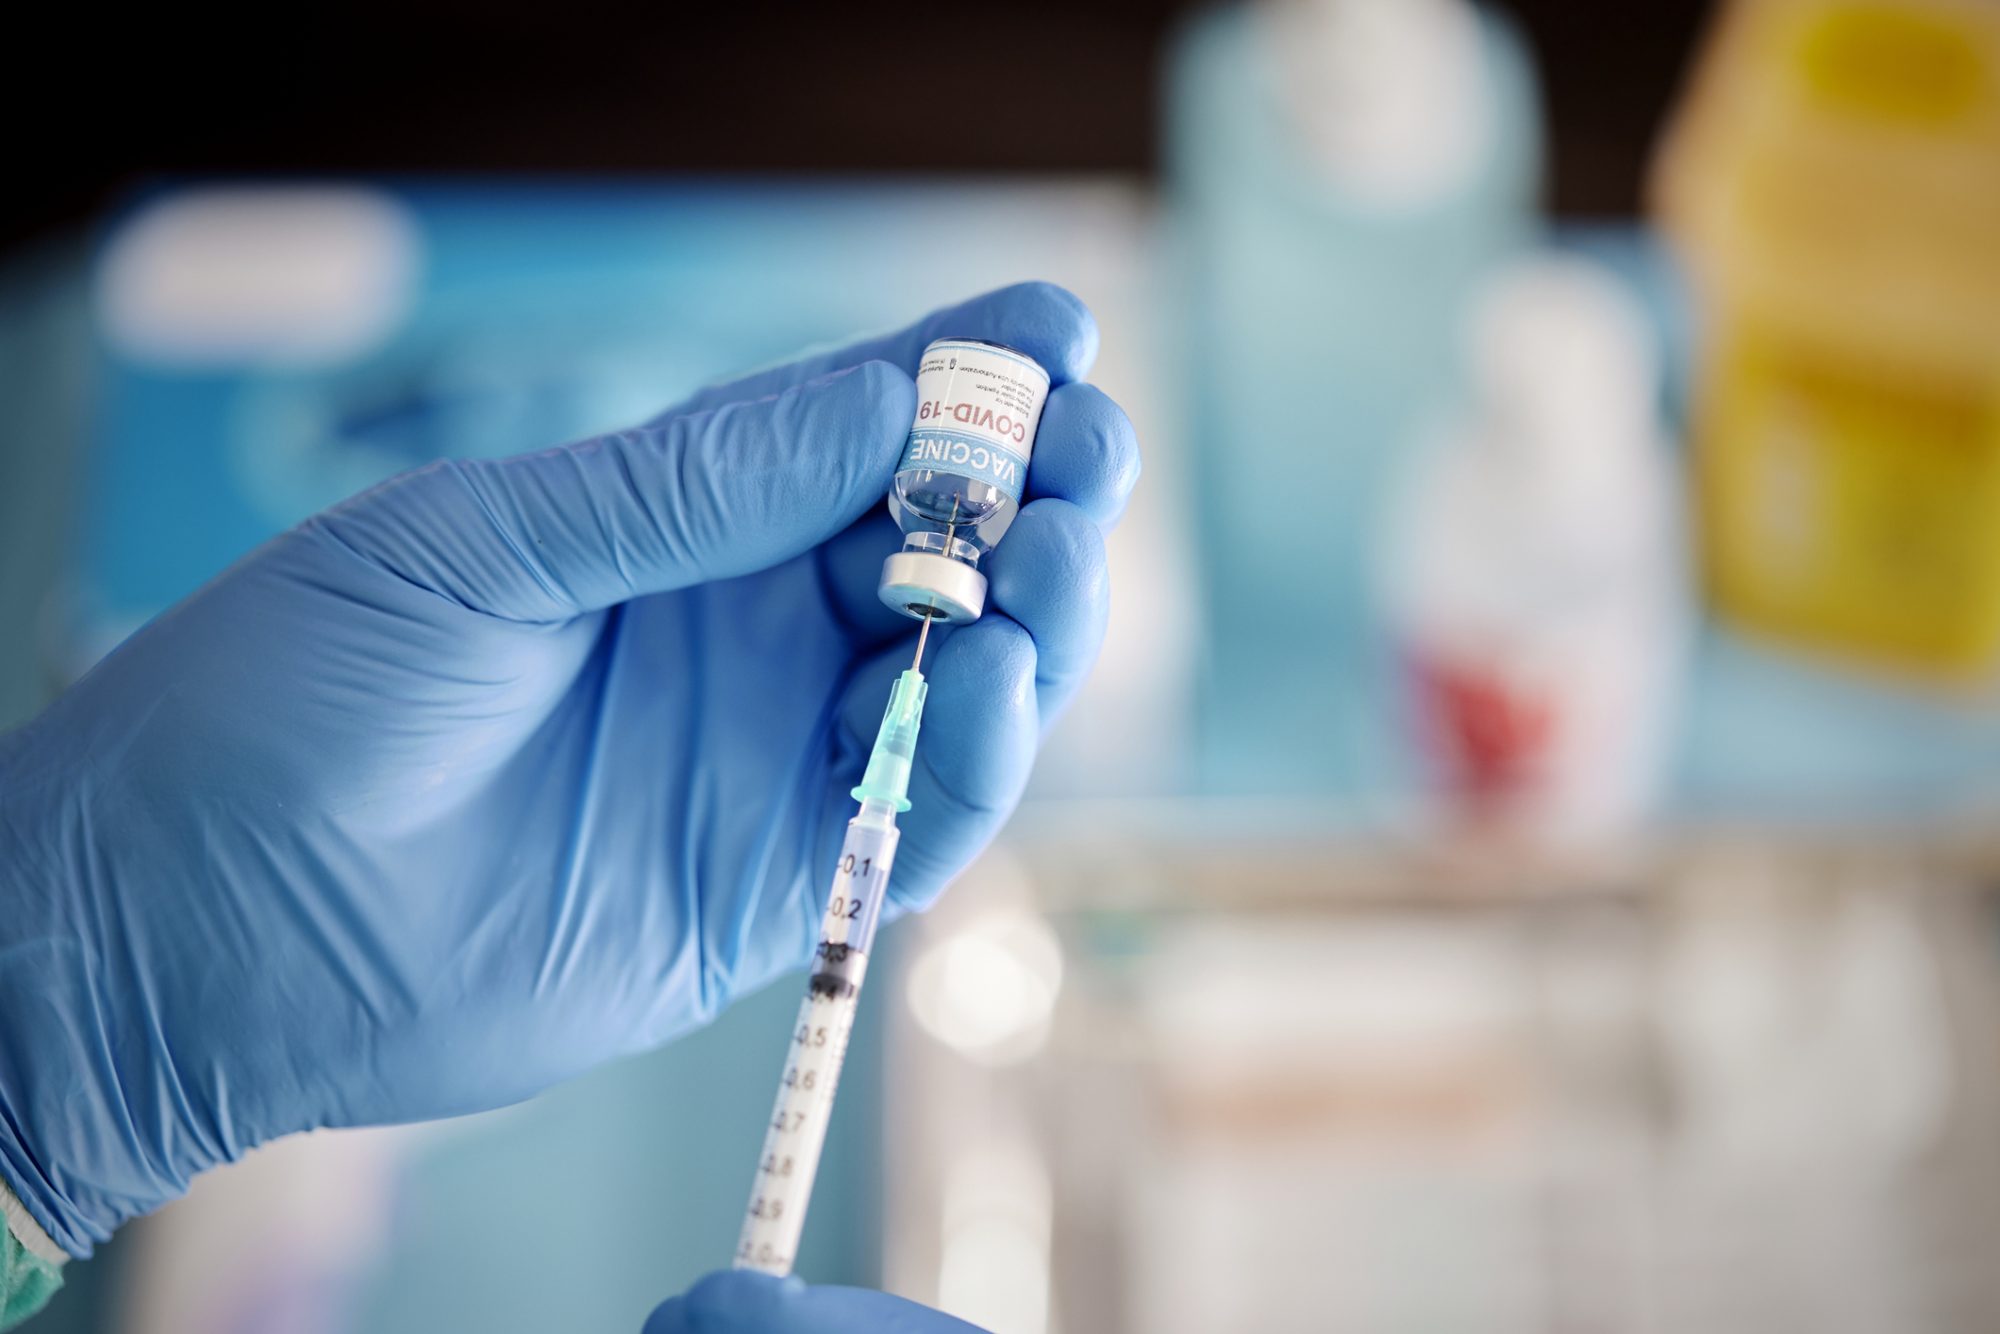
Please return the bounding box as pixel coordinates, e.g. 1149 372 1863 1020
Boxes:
1383 255 1689 845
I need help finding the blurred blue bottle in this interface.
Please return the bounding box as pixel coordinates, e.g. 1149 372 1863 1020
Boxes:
1166 0 1542 802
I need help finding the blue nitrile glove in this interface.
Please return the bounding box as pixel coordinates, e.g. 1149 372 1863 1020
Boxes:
645 1272 987 1334
0 282 1139 1258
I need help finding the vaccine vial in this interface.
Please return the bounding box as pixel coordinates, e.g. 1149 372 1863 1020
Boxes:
878 337 1051 624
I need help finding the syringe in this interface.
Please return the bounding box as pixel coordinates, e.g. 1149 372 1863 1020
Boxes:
734 620 935 1276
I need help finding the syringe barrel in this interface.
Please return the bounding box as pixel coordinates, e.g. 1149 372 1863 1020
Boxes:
733 811 900 1276
820 808 896 960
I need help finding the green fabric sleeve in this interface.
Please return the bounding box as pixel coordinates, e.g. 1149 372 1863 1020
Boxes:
0 1222 62 1330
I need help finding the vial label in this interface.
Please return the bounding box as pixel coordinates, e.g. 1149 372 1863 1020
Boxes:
898 339 1050 505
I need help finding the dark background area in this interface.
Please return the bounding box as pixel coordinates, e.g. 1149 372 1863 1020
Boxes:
9 0 1711 255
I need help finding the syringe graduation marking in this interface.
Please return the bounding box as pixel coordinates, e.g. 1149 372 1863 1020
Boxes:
735 810 898 1276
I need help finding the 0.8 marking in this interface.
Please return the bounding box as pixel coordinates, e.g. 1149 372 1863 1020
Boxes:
738 1239 788 1268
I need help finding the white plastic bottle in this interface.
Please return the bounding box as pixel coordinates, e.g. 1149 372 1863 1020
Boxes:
1383 254 1688 846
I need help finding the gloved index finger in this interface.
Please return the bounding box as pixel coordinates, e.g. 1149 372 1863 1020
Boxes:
667 281 1100 419
1022 380 1141 531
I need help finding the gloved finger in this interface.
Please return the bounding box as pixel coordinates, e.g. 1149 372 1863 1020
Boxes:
833 610 1037 912
983 498 1111 728
890 502 1107 908
813 506 909 643
644 1270 990 1333
814 384 1137 648
1024 381 1141 530
311 361 914 621
669 281 1099 417
830 498 1106 855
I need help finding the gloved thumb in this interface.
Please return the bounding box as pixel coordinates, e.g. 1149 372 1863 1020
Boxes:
644 1271 992 1333
313 361 915 620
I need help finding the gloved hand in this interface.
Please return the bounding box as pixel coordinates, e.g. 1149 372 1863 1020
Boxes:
0 283 1138 1258
645 1272 987 1334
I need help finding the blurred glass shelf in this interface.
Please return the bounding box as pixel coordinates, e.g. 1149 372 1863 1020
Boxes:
1005 796 2000 912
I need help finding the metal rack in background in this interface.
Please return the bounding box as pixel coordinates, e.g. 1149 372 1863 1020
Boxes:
884 809 2000 1334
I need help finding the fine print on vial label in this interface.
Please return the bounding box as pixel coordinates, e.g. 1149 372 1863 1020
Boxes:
900 339 1051 506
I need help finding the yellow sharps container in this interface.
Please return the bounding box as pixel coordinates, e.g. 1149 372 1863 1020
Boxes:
1654 0 2000 684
